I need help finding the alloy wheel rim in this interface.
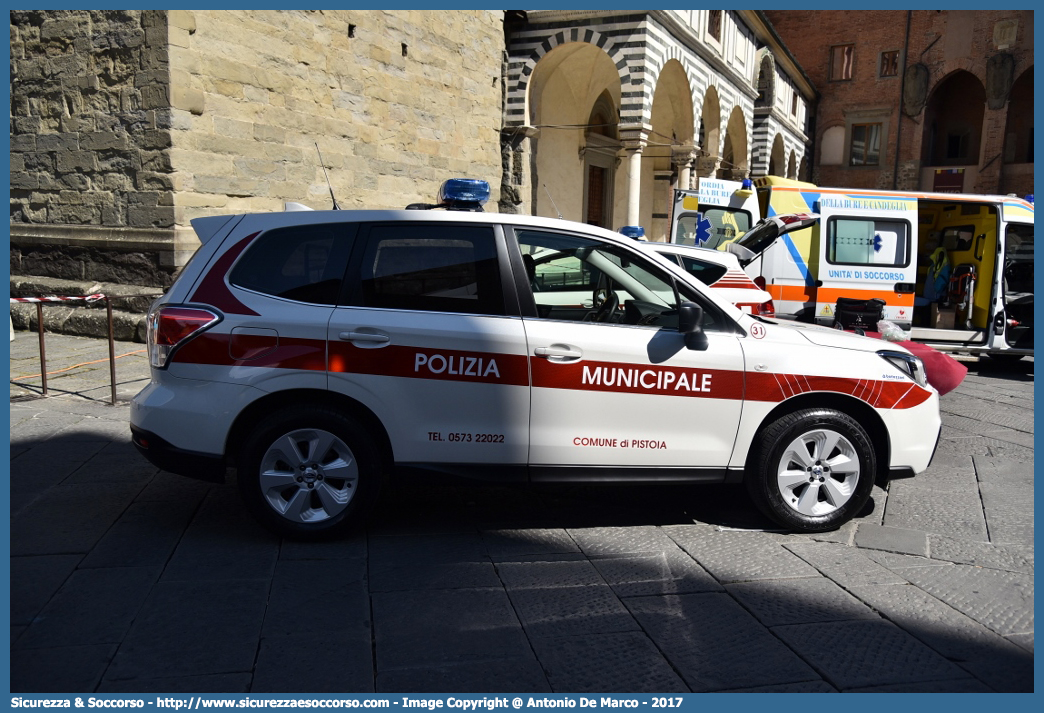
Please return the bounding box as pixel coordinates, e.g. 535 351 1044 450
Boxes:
775 428 860 517
258 428 358 523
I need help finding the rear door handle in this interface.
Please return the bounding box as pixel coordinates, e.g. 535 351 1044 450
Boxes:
339 331 390 344
534 345 583 360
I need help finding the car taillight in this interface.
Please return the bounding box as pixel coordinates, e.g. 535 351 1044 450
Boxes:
753 276 767 290
147 306 220 368
752 300 775 316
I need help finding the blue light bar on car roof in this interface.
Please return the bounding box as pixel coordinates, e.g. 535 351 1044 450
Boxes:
620 225 646 240
438 178 490 210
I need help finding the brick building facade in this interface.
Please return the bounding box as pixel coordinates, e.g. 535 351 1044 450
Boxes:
765 10 1033 196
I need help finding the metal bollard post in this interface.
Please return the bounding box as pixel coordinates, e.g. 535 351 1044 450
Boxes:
36 302 48 396
107 298 117 406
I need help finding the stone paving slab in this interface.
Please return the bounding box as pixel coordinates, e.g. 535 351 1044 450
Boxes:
726 577 878 627
158 489 280 582
908 452 978 490
103 579 270 682
11 482 145 556
773 619 969 691
10 554 83 626
1006 633 1034 653
784 541 908 588
79 498 201 569
99 674 254 694
845 582 1034 692
882 482 989 540
262 561 369 640
11 644 119 693
974 455 1034 484
663 525 821 583
481 528 580 560
376 659 551 694
497 560 604 589
566 525 681 557
854 523 928 556
861 550 951 570
253 636 375 693
727 681 838 692
14 566 161 651
890 564 1034 638
978 481 1035 546
507 584 640 638
625 593 820 692
529 632 689 693
928 533 1034 573
588 550 722 597
372 588 531 671
847 678 994 692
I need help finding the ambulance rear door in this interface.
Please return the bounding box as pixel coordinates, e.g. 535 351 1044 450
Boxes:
814 191 919 326
671 178 760 249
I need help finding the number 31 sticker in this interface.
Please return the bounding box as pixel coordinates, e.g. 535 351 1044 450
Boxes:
750 323 766 339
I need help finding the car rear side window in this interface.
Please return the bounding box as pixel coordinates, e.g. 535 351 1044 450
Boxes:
357 224 504 316
660 253 729 286
229 223 353 305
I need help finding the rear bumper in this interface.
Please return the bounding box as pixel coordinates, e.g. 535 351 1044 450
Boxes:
131 426 226 483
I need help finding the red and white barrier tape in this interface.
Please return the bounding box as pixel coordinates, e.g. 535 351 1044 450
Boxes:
10 293 106 304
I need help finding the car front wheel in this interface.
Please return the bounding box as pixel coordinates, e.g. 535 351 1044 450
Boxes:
237 406 381 539
746 408 876 532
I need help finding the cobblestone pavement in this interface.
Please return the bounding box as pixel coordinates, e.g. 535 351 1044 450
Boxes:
9 332 1034 693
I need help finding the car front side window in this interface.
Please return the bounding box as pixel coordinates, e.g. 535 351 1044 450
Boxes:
516 229 725 332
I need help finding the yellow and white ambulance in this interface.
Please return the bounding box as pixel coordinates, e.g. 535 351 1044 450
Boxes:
672 177 1034 359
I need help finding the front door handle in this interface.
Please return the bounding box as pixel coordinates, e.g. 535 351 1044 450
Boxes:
339 331 390 344
534 345 583 360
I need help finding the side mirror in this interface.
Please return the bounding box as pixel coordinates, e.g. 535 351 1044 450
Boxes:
678 301 709 351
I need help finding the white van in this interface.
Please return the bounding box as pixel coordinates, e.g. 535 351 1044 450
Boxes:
672 177 1034 359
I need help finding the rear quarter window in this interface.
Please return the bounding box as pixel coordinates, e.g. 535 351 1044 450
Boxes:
229 223 353 305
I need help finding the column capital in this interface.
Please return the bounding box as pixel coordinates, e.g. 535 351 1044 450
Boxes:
619 125 651 151
671 144 698 166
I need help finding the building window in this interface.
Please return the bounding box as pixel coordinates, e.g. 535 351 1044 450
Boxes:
791 94 798 116
708 11 722 42
850 123 882 166
880 50 900 78
830 44 854 81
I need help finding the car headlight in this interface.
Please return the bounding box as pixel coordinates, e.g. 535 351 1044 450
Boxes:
878 350 928 388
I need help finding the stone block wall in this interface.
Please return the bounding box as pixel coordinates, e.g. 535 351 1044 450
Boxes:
10 10 507 287
10 10 174 231
167 10 505 223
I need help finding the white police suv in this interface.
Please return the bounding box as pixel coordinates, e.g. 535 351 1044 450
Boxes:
131 179 941 538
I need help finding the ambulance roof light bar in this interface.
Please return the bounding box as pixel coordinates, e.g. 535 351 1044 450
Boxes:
406 178 490 211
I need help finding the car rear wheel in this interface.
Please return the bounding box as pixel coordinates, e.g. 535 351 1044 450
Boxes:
237 406 381 539
746 408 876 532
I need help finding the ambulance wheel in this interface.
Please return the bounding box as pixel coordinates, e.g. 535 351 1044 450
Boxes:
237 406 381 539
746 408 876 533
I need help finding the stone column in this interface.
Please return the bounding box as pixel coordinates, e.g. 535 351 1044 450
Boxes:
620 127 650 228
499 125 538 215
672 145 697 191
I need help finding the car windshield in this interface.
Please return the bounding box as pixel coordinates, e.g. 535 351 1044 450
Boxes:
674 207 752 248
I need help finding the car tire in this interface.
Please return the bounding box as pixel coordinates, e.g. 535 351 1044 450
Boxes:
237 406 382 539
746 408 876 532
